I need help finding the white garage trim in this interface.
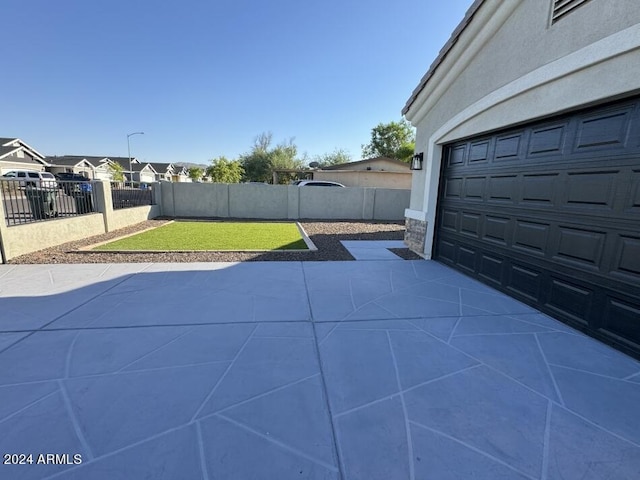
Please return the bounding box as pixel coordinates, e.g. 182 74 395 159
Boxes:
418 23 640 258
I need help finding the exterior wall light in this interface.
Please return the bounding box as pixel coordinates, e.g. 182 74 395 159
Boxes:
411 152 424 170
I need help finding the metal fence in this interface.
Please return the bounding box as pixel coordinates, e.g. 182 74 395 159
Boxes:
110 182 154 210
1 179 96 226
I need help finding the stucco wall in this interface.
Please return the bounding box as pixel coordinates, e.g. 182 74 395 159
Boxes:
108 205 161 231
0 181 409 262
229 184 289 219
405 0 640 256
1 214 105 260
0 181 161 261
171 182 230 218
157 182 409 220
314 171 411 189
373 189 412 220
330 158 410 173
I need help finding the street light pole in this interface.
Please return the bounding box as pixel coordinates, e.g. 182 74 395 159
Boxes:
127 131 144 185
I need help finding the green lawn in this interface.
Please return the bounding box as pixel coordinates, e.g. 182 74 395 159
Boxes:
95 221 308 251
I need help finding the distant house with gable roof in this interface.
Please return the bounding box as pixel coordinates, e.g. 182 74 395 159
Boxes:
0 137 48 173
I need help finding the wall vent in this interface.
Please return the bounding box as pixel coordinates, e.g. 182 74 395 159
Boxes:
552 0 592 23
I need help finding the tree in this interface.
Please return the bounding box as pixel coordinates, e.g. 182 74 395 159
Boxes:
206 157 244 183
239 132 305 184
188 167 204 182
108 162 124 181
361 119 416 162
269 138 304 184
311 148 352 168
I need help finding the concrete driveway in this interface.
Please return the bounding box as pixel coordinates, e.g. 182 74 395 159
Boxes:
1 259 639 479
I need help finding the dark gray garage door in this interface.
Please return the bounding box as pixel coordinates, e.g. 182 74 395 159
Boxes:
435 97 640 359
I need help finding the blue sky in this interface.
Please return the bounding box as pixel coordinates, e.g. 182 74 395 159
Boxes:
2 0 473 164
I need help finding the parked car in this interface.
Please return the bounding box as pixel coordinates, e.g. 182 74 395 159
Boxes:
294 180 345 187
54 172 92 195
2 170 58 189
54 172 90 182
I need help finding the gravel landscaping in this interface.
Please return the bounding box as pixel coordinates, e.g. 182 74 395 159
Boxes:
8 219 424 263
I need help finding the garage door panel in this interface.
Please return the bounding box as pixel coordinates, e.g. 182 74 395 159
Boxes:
602 296 640 347
469 140 490 163
564 171 619 209
437 239 457 264
527 123 568 156
495 132 524 160
440 209 458 231
457 246 477 272
479 254 503 286
449 145 466 166
574 106 635 152
522 174 557 204
629 171 640 212
444 177 463 198
513 220 549 255
460 212 481 237
507 263 543 303
436 96 640 358
483 215 510 245
488 175 518 202
546 278 594 325
553 226 606 270
463 176 485 200
613 234 640 278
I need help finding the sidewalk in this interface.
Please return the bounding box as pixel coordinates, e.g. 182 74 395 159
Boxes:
1 260 639 479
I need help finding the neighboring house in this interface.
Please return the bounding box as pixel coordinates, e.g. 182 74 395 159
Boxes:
313 157 411 189
148 162 174 182
131 163 157 183
171 164 191 182
82 156 118 181
403 0 640 356
0 137 48 174
108 156 141 182
45 156 96 178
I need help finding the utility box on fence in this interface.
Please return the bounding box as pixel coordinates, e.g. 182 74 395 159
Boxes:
25 187 58 219
73 183 94 214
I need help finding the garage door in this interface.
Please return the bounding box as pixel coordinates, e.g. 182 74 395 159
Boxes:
435 97 640 358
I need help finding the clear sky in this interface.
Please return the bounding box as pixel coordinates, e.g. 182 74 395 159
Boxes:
2 0 473 164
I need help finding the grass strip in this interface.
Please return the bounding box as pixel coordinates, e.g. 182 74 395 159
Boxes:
95 221 308 251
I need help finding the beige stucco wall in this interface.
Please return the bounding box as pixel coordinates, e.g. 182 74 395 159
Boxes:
0 181 161 261
108 205 161 231
1 215 105 260
333 159 410 173
314 171 411 189
405 0 640 257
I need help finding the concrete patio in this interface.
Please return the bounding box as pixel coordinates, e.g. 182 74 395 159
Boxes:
1 256 639 479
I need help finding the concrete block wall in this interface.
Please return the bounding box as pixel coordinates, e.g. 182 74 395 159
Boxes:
0 181 410 262
0 181 160 262
158 182 410 221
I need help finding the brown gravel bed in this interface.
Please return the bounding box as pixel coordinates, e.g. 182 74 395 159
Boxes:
8 219 421 264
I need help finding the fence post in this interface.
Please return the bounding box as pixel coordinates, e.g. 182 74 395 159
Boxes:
93 180 114 233
362 188 375 220
151 182 162 215
287 185 299 219
0 190 8 263
158 181 174 217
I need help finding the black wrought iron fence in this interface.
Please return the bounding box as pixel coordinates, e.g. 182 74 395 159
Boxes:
1 179 96 226
111 182 154 210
